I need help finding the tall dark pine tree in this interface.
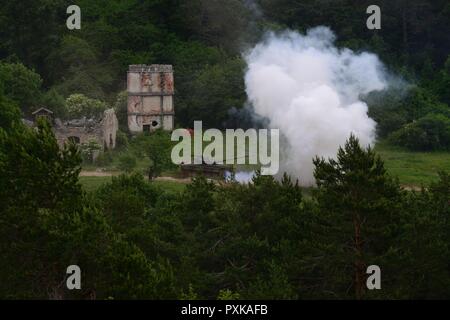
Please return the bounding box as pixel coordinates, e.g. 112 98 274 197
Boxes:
313 135 403 299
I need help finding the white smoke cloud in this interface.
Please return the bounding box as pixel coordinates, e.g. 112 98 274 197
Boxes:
244 27 388 185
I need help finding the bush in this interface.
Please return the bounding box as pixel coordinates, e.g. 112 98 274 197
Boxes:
95 151 114 167
400 87 450 121
129 130 176 178
95 173 159 230
0 62 43 114
66 93 108 119
144 130 176 178
115 130 129 150
376 112 407 138
40 88 67 118
0 93 21 130
117 153 137 173
389 113 450 151
389 125 430 151
113 91 128 133
80 139 102 163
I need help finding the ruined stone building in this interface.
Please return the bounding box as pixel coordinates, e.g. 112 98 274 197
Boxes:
127 64 174 133
27 107 119 151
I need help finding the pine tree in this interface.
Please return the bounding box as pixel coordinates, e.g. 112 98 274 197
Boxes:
313 134 403 299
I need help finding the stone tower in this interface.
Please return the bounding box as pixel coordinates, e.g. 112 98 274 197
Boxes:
127 64 174 133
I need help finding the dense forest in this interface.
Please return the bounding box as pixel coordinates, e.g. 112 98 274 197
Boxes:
0 0 450 299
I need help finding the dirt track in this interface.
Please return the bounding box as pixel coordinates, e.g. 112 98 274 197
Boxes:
79 171 119 177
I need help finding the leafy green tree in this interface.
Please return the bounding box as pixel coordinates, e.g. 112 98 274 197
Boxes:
176 0 249 52
400 87 449 122
217 289 240 300
0 62 43 114
66 94 108 119
113 91 128 133
244 262 298 299
115 130 129 150
117 153 137 173
47 35 114 100
141 130 176 179
389 113 450 151
178 58 246 129
40 88 67 118
0 118 82 210
436 55 450 105
80 139 102 164
0 93 21 130
95 173 158 232
0 0 68 73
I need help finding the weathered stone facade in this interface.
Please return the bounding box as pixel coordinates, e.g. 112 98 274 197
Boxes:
26 107 119 151
127 64 174 133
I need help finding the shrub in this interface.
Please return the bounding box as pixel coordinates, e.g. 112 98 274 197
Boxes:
0 62 43 114
376 112 407 138
80 139 102 163
115 130 129 150
130 130 176 178
113 91 128 133
66 93 108 119
40 88 67 118
389 113 450 151
95 150 114 167
117 153 137 173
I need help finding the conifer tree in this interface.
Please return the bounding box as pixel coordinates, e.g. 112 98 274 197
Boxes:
313 134 402 299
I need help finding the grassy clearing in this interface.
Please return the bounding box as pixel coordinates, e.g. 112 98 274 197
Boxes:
79 176 112 193
375 141 450 186
79 176 187 194
152 180 187 193
82 153 150 174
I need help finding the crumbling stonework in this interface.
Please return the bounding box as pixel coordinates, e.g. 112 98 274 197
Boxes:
127 64 175 133
101 109 119 149
26 107 119 151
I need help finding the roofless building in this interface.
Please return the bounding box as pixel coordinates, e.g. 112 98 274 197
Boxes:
127 64 175 133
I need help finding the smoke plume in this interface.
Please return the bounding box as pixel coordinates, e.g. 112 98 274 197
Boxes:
244 27 388 185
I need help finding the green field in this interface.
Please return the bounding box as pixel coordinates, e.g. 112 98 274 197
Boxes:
79 176 187 194
375 141 450 186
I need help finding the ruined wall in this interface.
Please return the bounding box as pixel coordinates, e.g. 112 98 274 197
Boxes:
53 109 118 150
54 122 103 149
127 64 174 133
101 109 119 149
